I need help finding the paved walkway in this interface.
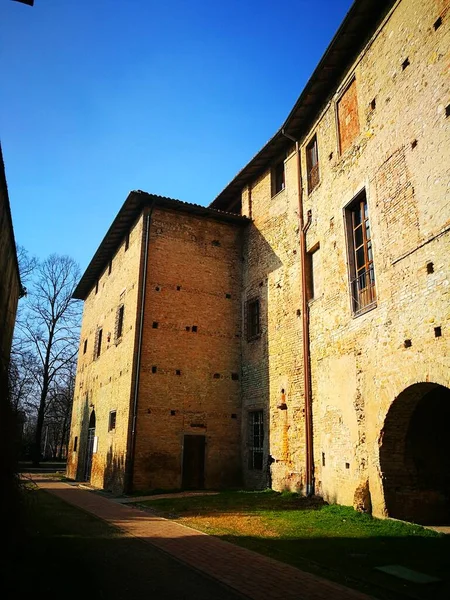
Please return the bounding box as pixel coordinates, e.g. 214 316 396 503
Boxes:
30 476 375 600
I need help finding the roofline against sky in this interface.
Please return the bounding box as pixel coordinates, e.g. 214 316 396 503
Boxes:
209 0 395 210
73 190 249 300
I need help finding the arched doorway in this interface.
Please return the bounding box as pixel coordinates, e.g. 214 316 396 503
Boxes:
84 410 96 482
380 383 450 524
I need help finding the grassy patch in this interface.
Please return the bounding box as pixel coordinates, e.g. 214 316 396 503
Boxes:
138 490 450 600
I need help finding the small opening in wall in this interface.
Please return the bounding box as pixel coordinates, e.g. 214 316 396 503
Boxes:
231 414 237 419
225 293 231 299
192 325 198 332
427 261 434 274
328 152 333 161
434 16 442 30
186 326 190 331
322 452 325 467
411 139 418 149
370 98 376 110
108 260 112 275
213 373 220 379
231 373 239 381
155 286 160 292
401 57 410 70
176 285 181 291
152 322 158 329
176 369 181 375
345 462 350 469
434 326 442 338
259 281 264 287
152 365 157 373
404 339 412 348
212 240 220 246
296 309 301 317
446 105 450 118
170 410 176 416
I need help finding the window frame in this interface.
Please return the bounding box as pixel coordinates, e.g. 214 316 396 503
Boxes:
344 189 376 316
306 134 320 193
115 304 125 342
108 410 117 432
248 410 264 470
246 298 261 341
95 328 103 359
271 159 285 197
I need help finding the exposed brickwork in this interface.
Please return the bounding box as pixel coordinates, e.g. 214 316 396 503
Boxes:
133 208 243 491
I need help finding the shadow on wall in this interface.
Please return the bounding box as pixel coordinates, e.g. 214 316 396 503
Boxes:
104 446 125 494
242 223 283 491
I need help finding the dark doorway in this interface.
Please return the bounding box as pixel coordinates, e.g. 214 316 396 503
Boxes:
182 435 205 490
84 410 96 482
380 383 450 524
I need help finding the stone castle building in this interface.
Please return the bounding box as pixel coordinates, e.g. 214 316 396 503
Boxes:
67 0 450 525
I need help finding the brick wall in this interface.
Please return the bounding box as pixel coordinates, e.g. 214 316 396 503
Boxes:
132 207 243 492
67 215 144 492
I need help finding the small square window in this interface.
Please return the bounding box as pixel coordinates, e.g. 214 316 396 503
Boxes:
271 160 285 196
108 411 117 432
247 298 260 341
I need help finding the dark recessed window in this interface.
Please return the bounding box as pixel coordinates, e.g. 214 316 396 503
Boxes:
231 373 239 381
249 411 264 470
152 366 157 373
108 260 112 275
95 328 103 358
73 436 78 452
306 135 320 193
108 411 117 432
306 245 320 301
125 233 130 251
434 16 442 30
95 280 99 295
401 57 410 70
247 298 260 341
345 190 376 315
370 98 376 111
192 325 198 332
115 305 124 340
152 321 159 329
83 339 88 354
434 326 442 338
271 160 285 196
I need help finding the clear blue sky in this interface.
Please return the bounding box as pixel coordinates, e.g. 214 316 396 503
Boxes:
1 0 353 273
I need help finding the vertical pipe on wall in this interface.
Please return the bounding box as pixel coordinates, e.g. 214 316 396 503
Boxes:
124 201 155 493
282 130 314 496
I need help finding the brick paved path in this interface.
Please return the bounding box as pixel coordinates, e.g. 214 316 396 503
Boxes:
32 478 375 600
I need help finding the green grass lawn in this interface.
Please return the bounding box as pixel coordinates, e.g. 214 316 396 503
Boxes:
137 490 450 600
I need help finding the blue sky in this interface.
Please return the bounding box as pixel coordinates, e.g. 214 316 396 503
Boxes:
1 0 353 273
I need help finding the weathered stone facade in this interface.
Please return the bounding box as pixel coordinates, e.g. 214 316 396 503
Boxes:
69 0 449 523
67 196 246 493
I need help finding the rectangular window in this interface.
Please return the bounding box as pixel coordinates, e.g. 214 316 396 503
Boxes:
306 135 320 192
95 328 103 358
108 411 117 432
73 436 78 452
271 160 285 196
345 190 376 314
115 304 124 341
306 244 320 301
108 260 112 275
83 339 88 354
95 280 99 294
337 78 360 154
125 233 130 251
249 411 264 470
247 298 260 340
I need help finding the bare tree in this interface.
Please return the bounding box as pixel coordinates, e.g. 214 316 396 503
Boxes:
17 254 81 465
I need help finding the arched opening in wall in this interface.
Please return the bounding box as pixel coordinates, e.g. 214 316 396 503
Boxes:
83 410 96 482
380 383 450 525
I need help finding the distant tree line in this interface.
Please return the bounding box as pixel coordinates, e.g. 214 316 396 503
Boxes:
10 248 81 465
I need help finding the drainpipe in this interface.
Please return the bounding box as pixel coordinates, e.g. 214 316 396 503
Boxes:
125 202 155 493
282 129 314 496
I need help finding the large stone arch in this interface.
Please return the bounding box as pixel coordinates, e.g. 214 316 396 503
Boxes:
379 382 450 524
